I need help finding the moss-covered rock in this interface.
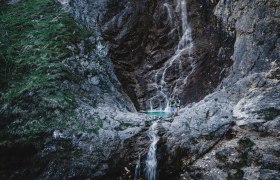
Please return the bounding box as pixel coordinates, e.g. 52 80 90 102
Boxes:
0 0 106 178
0 0 96 138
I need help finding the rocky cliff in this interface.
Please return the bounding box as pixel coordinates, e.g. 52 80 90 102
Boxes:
63 0 280 179
62 0 234 110
0 0 147 178
57 0 280 178
0 0 279 179
164 0 280 179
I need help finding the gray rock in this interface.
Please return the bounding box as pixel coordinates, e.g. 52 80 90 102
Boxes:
59 0 234 110
168 0 280 178
89 76 100 85
260 169 280 180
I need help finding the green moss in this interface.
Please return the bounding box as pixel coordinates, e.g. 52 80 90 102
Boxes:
0 0 91 101
239 150 249 166
237 136 255 166
0 0 94 141
114 122 134 131
73 116 104 134
238 136 255 149
204 131 217 140
95 116 103 128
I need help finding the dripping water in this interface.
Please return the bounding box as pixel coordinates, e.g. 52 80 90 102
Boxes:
148 0 195 111
134 154 141 180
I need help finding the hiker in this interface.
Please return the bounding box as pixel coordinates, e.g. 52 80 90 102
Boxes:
175 96 181 115
169 97 175 117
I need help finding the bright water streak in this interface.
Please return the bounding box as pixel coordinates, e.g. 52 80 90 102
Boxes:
163 3 173 24
134 155 141 180
148 0 194 110
146 122 159 180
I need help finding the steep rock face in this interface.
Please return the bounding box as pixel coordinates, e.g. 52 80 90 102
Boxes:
164 0 280 179
56 0 279 178
57 0 138 111
64 0 234 110
101 0 234 110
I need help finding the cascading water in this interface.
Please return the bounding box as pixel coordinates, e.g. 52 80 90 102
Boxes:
134 154 141 180
163 3 173 24
147 0 195 112
145 122 159 180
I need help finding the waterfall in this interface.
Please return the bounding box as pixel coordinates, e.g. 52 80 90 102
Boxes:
183 56 196 84
147 0 194 111
149 99 153 111
163 3 173 24
145 122 159 180
134 154 141 180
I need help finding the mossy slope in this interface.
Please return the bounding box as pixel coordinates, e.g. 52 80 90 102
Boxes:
0 0 100 178
0 0 95 137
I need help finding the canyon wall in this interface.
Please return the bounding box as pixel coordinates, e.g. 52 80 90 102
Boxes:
64 0 234 110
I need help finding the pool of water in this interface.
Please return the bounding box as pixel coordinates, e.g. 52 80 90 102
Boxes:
144 111 170 118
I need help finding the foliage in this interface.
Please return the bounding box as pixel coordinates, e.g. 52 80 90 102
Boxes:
0 0 89 100
0 0 95 140
238 136 255 166
238 136 255 149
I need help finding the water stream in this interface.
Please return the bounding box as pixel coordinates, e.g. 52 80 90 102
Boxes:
163 3 173 24
145 122 159 180
135 1 193 179
145 111 170 118
147 0 194 111
134 154 141 180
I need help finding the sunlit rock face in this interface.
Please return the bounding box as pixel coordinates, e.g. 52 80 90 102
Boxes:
64 0 234 110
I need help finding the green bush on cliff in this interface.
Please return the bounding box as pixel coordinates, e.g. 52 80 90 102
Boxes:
0 0 94 140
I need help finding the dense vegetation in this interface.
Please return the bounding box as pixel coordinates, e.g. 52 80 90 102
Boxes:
0 0 93 141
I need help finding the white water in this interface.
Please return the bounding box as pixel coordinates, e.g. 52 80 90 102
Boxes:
145 122 159 180
134 154 141 180
148 0 194 111
163 3 173 24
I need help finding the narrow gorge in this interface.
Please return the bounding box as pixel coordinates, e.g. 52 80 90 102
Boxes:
0 0 279 179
